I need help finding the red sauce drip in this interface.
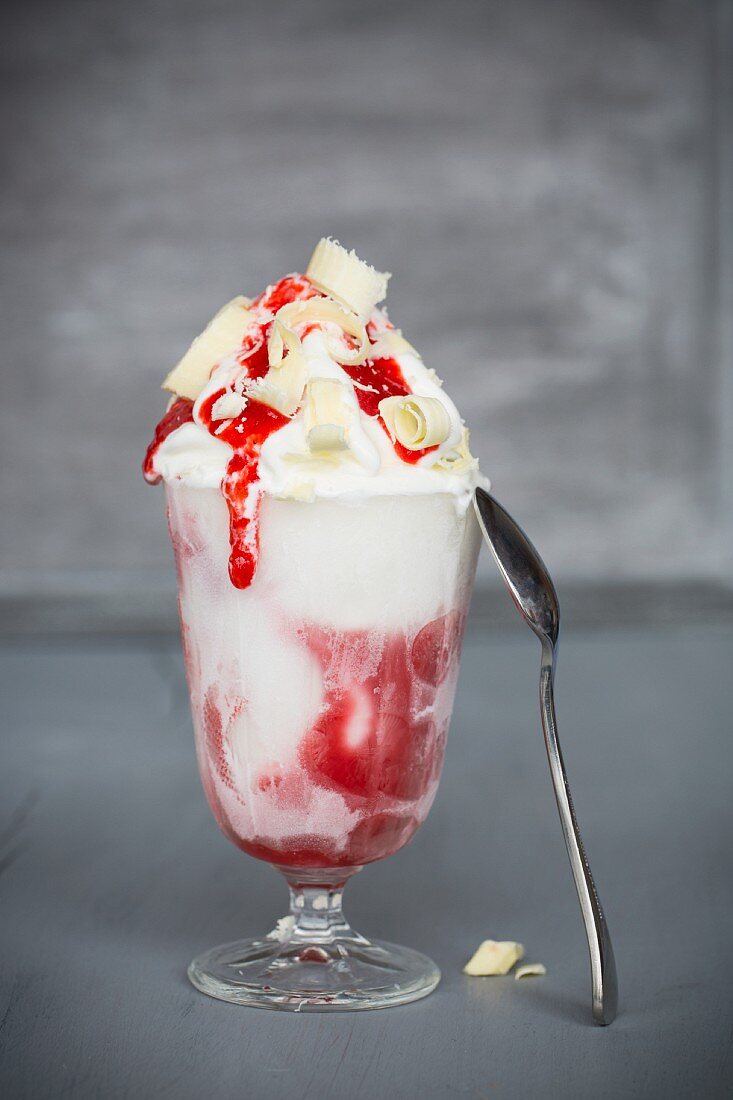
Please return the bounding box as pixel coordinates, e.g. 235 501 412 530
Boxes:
198 389 288 589
142 397 193 483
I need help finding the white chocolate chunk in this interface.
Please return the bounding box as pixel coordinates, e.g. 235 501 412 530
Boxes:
163 296 253 401
211 391 248 421
305 379 352 453
307 238 390 320
433 427 478 473
379 395 452 450
515 964 546 980
246 352 306 417
463 940 525 976
305 378 351 428
246 336 307 415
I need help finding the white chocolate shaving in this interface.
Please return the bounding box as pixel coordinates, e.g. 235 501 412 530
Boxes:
306 238 390 320
163 296 253 401
267 315 306 371
245 349 306 417
515 964 546 980
463 940 525 977
433 427 478 473
351 378 379 395
378 395 452 450
211 391 248 421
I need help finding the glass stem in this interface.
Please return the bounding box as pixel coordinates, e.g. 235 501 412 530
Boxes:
278 865 364 947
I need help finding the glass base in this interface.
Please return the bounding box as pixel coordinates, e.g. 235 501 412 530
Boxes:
187 864 440 1011
188 935 439 1012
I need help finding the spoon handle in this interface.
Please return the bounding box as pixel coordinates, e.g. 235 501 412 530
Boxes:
539 647 618 1025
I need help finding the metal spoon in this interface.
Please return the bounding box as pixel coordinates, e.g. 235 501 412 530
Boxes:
473 487 617 1026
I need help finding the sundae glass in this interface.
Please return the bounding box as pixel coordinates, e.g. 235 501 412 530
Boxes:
144 240 486 1009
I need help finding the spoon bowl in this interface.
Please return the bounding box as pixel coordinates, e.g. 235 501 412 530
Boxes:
474 488 559 647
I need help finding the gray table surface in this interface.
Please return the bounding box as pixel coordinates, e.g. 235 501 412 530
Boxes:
1 621 731 1099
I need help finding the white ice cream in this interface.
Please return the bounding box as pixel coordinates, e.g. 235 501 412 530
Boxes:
167 484 480 859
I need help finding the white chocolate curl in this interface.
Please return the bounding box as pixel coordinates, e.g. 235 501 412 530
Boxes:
378 395 452 451
515 964 546 980
243 294 371 419
271 298 369 366
267 314 305 371
304 379 351 453
244 303 315 416
306 238 390 320
245 359 306 416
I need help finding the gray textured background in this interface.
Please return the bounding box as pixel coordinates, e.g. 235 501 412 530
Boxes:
2 7 732 1096
1 0 732 620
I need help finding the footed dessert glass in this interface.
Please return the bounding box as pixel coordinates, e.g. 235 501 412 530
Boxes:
168 483 480 1010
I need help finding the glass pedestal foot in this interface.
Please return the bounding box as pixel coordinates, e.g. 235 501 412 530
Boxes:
187 865 440 1012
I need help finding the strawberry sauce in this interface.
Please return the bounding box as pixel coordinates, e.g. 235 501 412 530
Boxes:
198 390 287 588
143 397 193 483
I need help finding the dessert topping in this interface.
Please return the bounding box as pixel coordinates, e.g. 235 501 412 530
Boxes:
306 237 390 320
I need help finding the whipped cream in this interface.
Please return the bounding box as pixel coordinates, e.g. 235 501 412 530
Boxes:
150 314 483 500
